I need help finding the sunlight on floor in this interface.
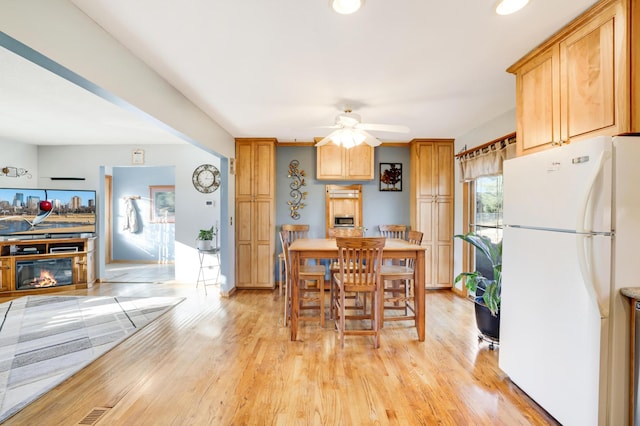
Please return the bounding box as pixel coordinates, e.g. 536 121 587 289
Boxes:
105 263 175 283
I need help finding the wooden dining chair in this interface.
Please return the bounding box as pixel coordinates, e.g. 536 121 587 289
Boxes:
282 224 310 240
278 224 310 295
279 230 327 327
378 224 407 240
326 227 364 318
379 230 424 324
333 237 385 348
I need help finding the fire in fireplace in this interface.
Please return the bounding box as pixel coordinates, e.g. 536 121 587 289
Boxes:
16 258 73 290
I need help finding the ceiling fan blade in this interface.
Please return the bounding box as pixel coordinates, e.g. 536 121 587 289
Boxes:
314 132 338 146
357 123 410 133
312 125 340 129
359 130 382 147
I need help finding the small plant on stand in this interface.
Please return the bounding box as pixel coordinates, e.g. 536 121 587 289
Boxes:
197 226 215 251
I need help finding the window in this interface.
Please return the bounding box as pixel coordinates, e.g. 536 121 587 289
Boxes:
473 175 503 280
458 132 514 296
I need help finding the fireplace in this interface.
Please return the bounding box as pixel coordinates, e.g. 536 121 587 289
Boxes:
15 258 74 290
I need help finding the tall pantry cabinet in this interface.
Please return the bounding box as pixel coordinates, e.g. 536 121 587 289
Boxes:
410 139 454 289
235 138 276 289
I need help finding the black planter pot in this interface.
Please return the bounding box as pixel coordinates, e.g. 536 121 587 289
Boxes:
474 294 500 350
474 299 500 339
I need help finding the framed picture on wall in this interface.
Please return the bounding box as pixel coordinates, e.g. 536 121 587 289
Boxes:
379 163 402 192
150 185 175 223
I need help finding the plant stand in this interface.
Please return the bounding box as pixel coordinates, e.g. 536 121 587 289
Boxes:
196 248 221 295
478 333 500 350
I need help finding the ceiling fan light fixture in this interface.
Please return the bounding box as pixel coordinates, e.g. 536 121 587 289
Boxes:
332 129 365 149
331 0 364 15
495 0 529 15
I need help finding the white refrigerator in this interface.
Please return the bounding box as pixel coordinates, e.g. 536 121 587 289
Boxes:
500 135 640 426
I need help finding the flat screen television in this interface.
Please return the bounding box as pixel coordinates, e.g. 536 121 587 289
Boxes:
0 188 96 239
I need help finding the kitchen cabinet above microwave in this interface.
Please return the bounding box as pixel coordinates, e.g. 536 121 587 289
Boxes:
508 0 640 156
316 143 374 180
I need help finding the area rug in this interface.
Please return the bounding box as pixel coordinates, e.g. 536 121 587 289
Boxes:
0 295 184 422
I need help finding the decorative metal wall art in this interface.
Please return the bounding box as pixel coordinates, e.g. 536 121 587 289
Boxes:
287 160 307 220
1 166 31 179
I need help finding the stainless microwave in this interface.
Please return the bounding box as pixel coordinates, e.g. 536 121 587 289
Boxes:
334 215 355 227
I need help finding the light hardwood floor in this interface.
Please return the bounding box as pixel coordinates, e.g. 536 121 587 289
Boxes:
1 274 558 425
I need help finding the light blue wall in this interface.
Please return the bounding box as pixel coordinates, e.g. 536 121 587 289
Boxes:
112 166 175 261
276 147 323 238
275 145 411 236
366 146 411 233
275 144 411 280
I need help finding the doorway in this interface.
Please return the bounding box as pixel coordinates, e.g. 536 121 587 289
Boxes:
102 166 176 283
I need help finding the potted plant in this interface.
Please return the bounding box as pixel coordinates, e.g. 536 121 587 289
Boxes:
454 231 502 347
196 226 215 251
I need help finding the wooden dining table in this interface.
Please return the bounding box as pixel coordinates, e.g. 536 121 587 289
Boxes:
287 238 427 342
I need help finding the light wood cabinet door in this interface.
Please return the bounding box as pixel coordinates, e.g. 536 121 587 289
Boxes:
235 142 254 198
433 198 453 287
559 3 624 142
235 139 276 289
316 144 374 180
74 254 88 284
346 144 374 180
515 46 560 156
316 144 345 179
0 258 10 291
410 140 454 289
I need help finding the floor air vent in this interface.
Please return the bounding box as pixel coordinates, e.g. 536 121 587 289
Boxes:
77 407 110 425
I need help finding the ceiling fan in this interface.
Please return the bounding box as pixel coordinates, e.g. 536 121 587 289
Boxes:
315 107 410 148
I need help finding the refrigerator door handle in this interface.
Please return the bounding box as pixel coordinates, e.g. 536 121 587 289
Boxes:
576 234 608 318
575 149 610 318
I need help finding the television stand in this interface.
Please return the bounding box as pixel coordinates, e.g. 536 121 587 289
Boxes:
0 237 96 296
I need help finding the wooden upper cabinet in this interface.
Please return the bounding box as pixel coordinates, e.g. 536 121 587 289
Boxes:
509 0 632 156
413 141 454 199
236 141 275 199
316 143 374 180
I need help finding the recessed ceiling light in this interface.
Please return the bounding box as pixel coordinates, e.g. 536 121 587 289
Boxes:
331 0 364 15
495 0 530 15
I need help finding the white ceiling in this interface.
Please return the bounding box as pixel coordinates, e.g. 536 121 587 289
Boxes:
1 0 599 146
0 46 187 146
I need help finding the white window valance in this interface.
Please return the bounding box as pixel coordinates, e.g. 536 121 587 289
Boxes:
457 134 517 182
